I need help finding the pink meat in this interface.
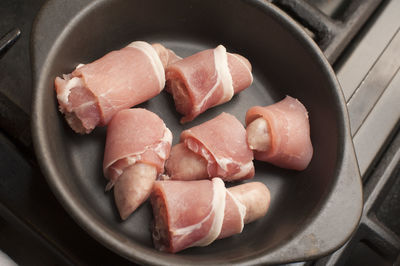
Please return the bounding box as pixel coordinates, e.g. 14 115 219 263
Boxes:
55 41 175 134
150 178 246 253
54 75 101 133
152 43 182 68
166 45 253 123
179 112 254 181
103 108 172 189
245 96 313 170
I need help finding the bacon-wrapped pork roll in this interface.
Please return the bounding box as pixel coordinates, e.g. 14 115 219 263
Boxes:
166 45 253 123
103 108 172 220
55 41 179 134
150 178 270 253
165 112 254 181
246 96 313 170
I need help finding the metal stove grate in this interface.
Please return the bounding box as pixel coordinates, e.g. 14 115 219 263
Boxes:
270 0 384 64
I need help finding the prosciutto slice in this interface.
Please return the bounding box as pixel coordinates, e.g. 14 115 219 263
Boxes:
245 96 313 170
103 108 172 219
166 45 253 123
150 178 270 253
165 112 254 181
55 41 179 134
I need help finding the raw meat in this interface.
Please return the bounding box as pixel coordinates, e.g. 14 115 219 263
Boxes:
246 96 313 170
165 112 254 181
103 108 172 219
150 178 270 253
55 41 179 134
166 45 253 123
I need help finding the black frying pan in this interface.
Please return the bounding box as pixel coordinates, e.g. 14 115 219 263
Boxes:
31 0 363 264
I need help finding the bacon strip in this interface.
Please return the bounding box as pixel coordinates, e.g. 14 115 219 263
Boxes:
246 96 313 170
166 45 253 123
103 108 172 219
166 112 254 181
55 41 178 134
150 178 270 253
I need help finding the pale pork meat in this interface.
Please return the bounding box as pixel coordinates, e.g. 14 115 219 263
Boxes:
55 41 179 134
246 96 313 170
103 108 172 219
150 178 270 253
166 45 253 123
165 112 255 181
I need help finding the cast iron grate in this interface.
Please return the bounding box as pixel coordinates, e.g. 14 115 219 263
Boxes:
269 0 384 64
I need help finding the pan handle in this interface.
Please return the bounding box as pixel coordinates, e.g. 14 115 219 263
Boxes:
261 133 363 264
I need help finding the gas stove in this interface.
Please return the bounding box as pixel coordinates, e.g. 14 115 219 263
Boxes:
0 0 399 265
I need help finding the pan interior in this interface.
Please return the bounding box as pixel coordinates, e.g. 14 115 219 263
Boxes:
35 0 342 263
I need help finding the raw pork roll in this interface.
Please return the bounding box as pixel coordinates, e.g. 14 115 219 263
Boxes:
165 112 254 181
150 178 270 253
55 41 180 134
245 96 313 171
166 45 253 123
103 108 172 220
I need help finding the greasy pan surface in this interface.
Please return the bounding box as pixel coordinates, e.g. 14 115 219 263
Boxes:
31 0 362 264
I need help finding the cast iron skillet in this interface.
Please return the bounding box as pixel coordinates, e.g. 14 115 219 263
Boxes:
31 0 363 264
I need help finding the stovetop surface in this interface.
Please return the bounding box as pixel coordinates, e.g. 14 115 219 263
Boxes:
0 0 399 265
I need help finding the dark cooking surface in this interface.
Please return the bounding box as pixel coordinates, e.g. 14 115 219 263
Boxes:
0 0 399 265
